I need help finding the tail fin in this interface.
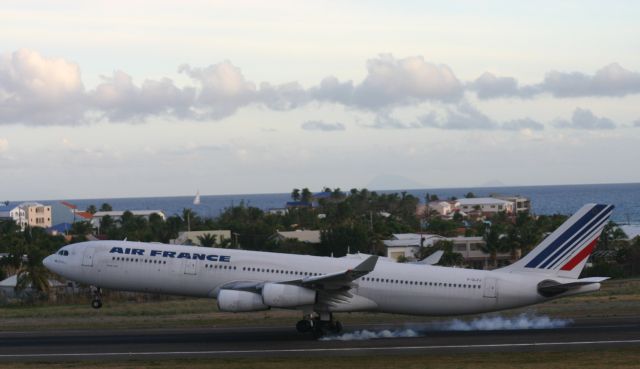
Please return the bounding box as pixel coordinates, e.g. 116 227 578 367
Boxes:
500 203 614 279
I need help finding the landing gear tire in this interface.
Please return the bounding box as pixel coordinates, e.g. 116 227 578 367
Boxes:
91 299 103 309
296 319 312 333
311 323 325 339
333 320 343 334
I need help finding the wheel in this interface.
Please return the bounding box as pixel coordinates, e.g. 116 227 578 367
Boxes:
334 320 343 334
91 299 103 309
296 319 312 333
311 326 325 339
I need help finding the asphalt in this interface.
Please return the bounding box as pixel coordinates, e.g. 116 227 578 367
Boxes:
0 316 639 361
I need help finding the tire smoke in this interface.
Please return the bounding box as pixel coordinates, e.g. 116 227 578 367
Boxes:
320 313 573 341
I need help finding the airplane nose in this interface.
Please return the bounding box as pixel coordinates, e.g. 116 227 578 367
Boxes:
42 255 54 270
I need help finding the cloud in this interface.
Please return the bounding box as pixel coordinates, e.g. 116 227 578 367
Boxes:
365 103 542 131
541 63 640 98
351 54 463 107
502 118 545 131
0 138 8 153
471 64 640 100
554 108 616 130
0 49 85 125
417 102 498 130
1 49 637 127
469 72 538 99
90 70 196 122
178 61 259 119
634 119 640 128
311 54 464 108
363 113 415 129
301 120 346 131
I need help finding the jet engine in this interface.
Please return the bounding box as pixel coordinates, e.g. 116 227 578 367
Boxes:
262 283 316 308
217 290 269 312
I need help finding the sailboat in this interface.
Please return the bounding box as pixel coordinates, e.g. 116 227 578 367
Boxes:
193 190 201 206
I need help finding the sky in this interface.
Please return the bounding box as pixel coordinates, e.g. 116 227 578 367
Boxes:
1 0 640 200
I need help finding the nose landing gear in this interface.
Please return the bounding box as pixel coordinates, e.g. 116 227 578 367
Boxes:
90 286 103 309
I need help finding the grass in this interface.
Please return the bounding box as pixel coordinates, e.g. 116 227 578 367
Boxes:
1 278 639 332
1 348 640 369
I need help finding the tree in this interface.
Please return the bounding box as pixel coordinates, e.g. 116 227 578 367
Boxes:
291 188 301 202
99 203 113 212
481 223 508 268
301 188 313 203
70 221 93 238
99 215 115 236
15 249 51 295
86 205 97 214
598 221 627 250
465 192 476 198
197 233 217 247
331 187 344 200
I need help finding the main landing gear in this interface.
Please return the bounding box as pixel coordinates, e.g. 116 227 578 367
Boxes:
90 286 103 309
296 312 343 338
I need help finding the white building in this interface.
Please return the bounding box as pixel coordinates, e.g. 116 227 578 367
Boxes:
491 195 531 214
426 201 461 217
384 233 513 269
457 198 514 216
275 230 322 244
170 230 232 246
0 202 51 230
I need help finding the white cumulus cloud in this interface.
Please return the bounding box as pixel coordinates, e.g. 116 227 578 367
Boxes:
90 70 196 122
0 49 85 125
541 63 640 98
1 49 638 127
469 72 538 99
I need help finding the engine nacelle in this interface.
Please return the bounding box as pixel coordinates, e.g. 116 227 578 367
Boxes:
262 283 316 308
217 290 269 312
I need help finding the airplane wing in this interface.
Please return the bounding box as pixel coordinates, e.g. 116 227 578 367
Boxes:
289 255 378 290
217 256 378 306
288 255 378 308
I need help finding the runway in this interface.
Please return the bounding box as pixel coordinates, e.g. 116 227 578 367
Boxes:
1 316 639 361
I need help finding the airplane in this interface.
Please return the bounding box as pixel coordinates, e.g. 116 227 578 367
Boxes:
43 203 613 337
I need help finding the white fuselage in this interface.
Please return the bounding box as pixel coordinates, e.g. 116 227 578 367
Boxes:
44 240 598 316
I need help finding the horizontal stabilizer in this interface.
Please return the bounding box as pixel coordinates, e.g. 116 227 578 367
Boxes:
537 277 609 297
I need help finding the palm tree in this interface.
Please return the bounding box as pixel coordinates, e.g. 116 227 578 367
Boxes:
301 188 312 203
71 221 93 236
481 223 507 268
218 238 232 248
291 188 301 202
197 233 217 247
15 251 51 295
86 205 97 214
599 221 627 250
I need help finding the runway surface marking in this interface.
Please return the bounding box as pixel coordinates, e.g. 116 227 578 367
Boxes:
2 339 640 358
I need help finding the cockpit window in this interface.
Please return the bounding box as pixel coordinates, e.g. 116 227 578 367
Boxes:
57 250 69 256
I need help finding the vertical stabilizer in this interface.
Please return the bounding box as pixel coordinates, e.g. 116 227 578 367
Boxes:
499 203 614 279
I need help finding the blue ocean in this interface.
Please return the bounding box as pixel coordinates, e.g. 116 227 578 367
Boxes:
24 183 640 225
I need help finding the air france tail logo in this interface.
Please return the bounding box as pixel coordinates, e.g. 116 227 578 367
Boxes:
109 247 230 262
525 204 613 271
